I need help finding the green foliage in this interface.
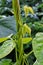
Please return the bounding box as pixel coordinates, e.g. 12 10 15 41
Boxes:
22 37 32 44
12 0 32 65
28 21 43 33
0 39 16 59
0 16 16 37
0 0 32 65
0 59 12 65
0 0 43 65
32 32 43 65
0 34 13 43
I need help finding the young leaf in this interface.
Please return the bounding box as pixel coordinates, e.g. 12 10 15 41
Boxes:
32 32 43 64
22 37 32 44
0 38 9 43
0 34 13 43
0 39 16 59
23 24 31 35
23 5 29 17
23 5 34 17
28 7 34 14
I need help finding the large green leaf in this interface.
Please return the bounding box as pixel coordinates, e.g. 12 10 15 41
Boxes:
32 32 43 64
0 39 16 59
0 16 16 37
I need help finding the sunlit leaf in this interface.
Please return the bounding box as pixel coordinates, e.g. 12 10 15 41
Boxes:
0 39 16 59
0 34 13 43
32 32 43 64
0 38 8 43
22 37 32 44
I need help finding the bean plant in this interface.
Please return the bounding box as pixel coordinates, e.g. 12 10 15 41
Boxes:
0 0 43 65
0 0 32 65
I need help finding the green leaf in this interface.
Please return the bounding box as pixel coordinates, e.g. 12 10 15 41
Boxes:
22 37 32 44
0 59 12 65
0 39 16 59
0 16 16 37
0 34 13 43
0 37 8 43
32 32 43 64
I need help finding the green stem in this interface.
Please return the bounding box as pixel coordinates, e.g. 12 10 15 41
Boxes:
12 0 23 65
24 50 33 59
15 47 18 61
